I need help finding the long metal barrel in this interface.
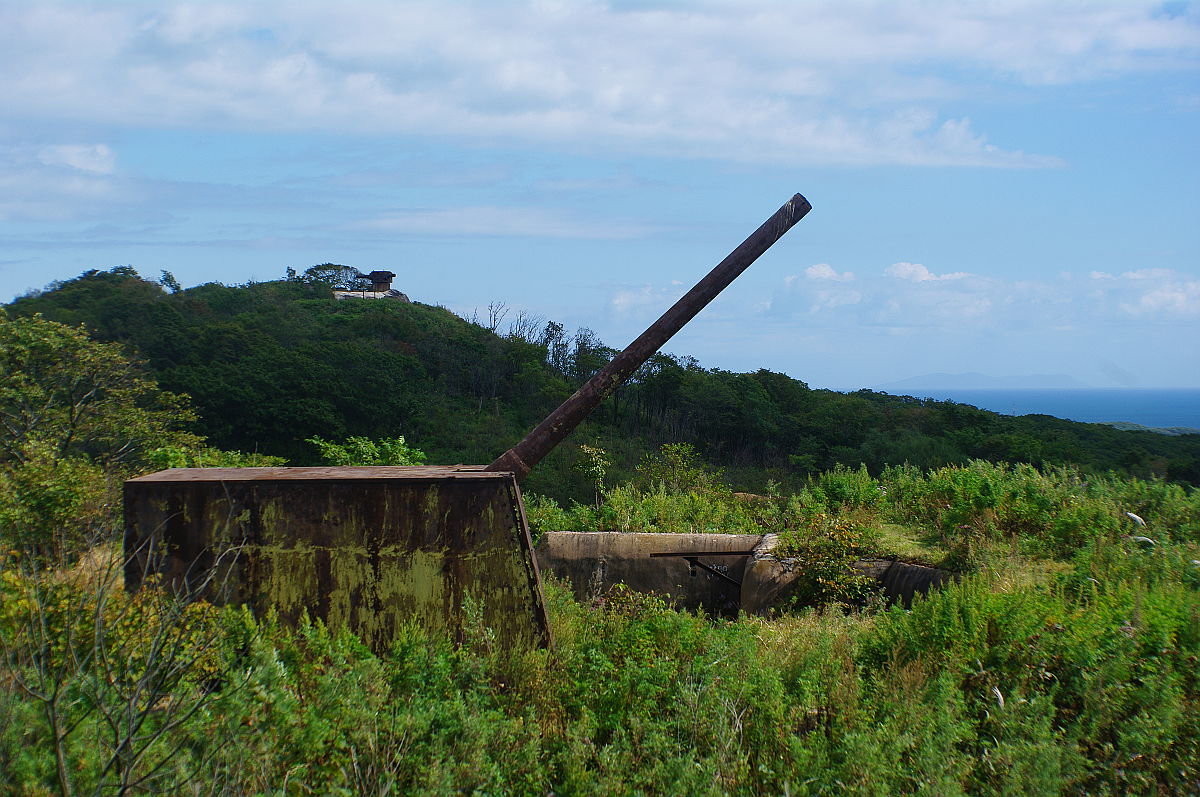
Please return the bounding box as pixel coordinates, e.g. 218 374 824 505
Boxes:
487 193 812 480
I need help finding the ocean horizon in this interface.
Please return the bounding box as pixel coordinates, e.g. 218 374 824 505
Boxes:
876 388 1200 430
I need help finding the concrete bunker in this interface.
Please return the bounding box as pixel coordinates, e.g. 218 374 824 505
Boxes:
125 466 550 651
536 531 953 612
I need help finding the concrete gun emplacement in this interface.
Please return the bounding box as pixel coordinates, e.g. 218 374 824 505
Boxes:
124 194 812 651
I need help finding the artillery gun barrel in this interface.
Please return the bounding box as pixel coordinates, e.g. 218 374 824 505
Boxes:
487 193 812 480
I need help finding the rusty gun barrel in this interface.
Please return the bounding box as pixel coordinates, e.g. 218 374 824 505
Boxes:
487 192 812 480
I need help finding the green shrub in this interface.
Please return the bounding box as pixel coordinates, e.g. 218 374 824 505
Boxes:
0 446 112 561
306 434 427 466
146 444 287 469
813 463 883 510
775 513 879 606
635 442 724 495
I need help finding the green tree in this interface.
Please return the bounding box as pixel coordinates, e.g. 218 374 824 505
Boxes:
635 442 723 494
301 263 368 290
158 270 182 294
0 313 197 559
574 443 610 508
0 313 197 469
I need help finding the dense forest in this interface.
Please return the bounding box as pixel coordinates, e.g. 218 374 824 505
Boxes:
7 266 1200 501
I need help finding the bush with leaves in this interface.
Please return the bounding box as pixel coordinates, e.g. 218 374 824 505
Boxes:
634 442 723 495
0 312 197 470
146 444 286 470
0 547 243 794
774 513 879 605
306 435 427 466
573 443 610 509
0 443 110 562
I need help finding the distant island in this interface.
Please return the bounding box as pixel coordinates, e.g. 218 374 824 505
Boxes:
1105 421 1200 437
874 372 1091 391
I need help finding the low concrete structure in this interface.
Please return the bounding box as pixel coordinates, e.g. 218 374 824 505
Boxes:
125 466 550 651
871 559 954 606
536 532 761 612
537 531 954 612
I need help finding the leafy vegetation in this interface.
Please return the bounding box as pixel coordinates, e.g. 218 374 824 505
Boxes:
0 312 198 560
2 268 1199 793
529 450 1200 562
3 525 1197 793
306 434 428 466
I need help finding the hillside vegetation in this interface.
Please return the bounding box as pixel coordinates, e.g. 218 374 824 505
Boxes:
8 267 1200 502
1 267 1198 794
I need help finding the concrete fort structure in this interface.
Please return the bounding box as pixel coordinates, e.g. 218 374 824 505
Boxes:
124 466 550 651
535 531 953 613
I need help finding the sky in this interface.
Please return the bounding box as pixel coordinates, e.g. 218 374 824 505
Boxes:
1 1 1198 390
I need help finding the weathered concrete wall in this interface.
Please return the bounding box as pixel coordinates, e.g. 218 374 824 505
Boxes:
540 531 954 613
124 466 549 651
871 559 955 606
740 534 796 614
535 531 761 612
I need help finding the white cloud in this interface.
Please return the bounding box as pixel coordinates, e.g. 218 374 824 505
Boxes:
351 206 657 240
610 284 683 316
1121 268 1178 280
809 288 863 313
885 261 971 282
36 144 115 174
1122 284 1200 316
770 260 1200 331
2 1 1193 167
1116 273 1200 317
0 143 126 221
805 263 855 281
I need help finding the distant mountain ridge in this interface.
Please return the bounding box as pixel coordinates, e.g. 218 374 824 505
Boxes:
874 372 1091 391
1106 422 1200 438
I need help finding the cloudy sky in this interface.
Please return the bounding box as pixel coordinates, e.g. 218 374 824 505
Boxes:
2 1 1197 389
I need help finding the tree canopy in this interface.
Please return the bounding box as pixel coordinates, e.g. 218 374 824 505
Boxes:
0 311 200 558
0 311 197 469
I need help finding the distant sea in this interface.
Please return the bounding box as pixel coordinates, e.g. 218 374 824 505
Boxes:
892 388 1200 430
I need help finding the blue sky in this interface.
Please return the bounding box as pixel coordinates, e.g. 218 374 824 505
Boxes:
2 1 1197 389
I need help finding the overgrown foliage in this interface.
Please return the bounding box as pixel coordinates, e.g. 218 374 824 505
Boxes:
774 513 879 605
0 312 198 560
4 267 1200 793
3 524 1197 793
529 456 1200 560
0 312 196 469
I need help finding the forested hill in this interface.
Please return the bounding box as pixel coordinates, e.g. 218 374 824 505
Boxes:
8 267 1200 499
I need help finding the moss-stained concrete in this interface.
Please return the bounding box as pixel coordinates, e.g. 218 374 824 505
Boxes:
536 531 762 612
124 466 550 651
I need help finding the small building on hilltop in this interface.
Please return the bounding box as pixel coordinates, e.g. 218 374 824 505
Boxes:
332 270 411 302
